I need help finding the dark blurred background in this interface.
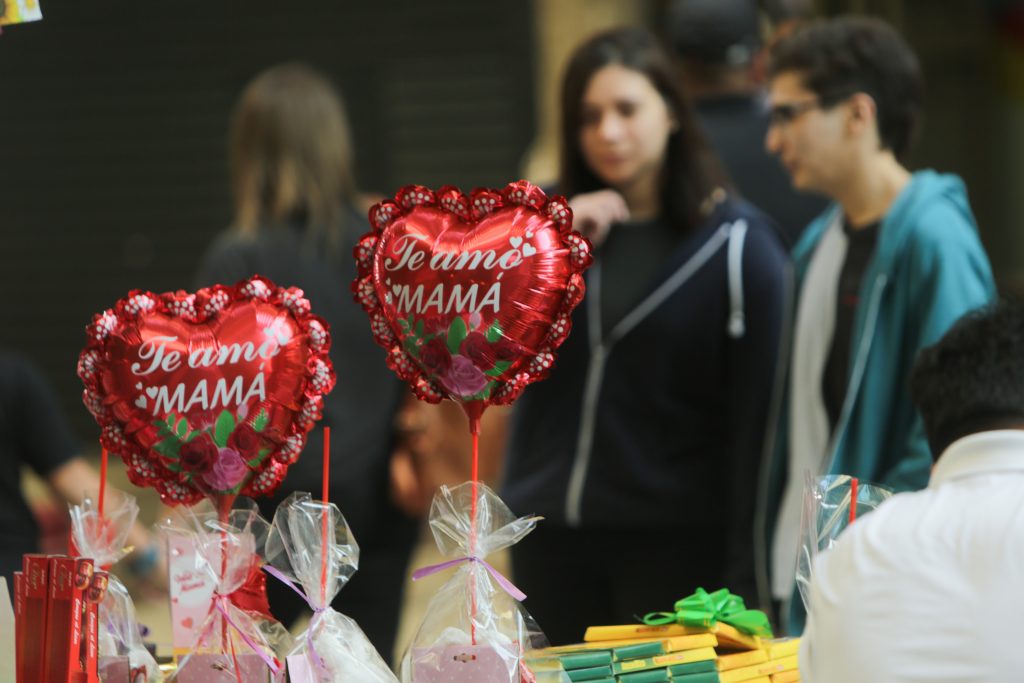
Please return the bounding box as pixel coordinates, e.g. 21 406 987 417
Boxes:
2 0 1023 441
0 0 536 439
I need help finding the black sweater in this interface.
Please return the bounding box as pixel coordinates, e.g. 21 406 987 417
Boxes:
503 197 787 595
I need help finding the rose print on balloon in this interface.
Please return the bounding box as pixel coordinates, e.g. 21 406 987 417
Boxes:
353 181 592 421
205 448 249 490
460 331 491 368
154 407 272 495
228 422 261 458
419 337 452 375
398 315 520 401
444 357 488 398
179 433 219 477
78 276 335 506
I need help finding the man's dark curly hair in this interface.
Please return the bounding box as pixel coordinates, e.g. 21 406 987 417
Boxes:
911 300 1024 460
769 15 924 160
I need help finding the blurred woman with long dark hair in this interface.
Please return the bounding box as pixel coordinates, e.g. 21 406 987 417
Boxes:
502 28 788 644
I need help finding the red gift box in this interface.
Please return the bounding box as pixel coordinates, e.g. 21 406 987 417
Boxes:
82 570 109 683
21 554 50 683
13 572 24 683
43 557 92 683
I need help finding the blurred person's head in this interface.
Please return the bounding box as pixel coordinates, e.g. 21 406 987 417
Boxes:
764 16 923 195
229 63 357 238
911 300 1024 460
667 0 761 95
560 27 726 228
755 0 816 84
762 0 816 24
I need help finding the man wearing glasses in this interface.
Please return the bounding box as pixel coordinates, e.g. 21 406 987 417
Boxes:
754 15 995 634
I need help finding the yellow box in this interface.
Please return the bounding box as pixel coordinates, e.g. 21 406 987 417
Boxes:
763 638 800 661
720 655 798 683
717 649 768 671
613 647 718 674
540 632 718 655
584 622 760 651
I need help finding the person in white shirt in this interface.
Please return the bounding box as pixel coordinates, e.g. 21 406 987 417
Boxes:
800 300 1024 683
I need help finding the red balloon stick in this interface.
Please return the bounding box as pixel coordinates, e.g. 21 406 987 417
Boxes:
321 427 330 605
98 447 108 518
468 413 481 646
849 477 859 525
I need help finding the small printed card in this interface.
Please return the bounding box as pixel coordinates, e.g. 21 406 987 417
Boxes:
167 531 216 654
286 654 315 683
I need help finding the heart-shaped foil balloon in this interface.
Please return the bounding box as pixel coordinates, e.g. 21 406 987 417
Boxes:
78 276 335 506
353 181 592 416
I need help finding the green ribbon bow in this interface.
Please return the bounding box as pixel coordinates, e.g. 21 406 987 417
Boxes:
642 587 774 637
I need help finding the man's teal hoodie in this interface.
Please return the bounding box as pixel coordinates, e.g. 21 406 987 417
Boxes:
755 170 996 633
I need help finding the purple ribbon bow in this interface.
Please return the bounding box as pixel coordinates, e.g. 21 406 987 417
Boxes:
197 592 282 675
412 555 527 602
263 565 332 675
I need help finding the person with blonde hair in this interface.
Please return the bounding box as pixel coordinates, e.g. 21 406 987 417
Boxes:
197 63 416 661
226 63 358 240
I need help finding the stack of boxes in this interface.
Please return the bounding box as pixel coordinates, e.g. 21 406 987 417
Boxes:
715 638 800 683
14 553 107 683
527 623 801 682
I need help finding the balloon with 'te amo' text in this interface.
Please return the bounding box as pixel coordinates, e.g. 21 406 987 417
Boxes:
352 180 592 419
78 276 335 506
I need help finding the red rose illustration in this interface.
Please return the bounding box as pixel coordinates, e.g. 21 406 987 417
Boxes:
460 331 492 369
494 338 524 361
441 355 489 398
179 434 218 476
228 422 261 460
419 337 452 374
423 315 451 335
189 409 217 431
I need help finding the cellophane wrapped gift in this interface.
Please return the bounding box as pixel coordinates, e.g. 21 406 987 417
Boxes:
263 491 398 682
69 495 162 681
161 499 290 682
796 473 894 610
399 482 548 683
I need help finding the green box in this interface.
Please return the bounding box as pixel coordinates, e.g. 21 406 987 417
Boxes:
667 660 718 676
612 642 664 661
616 668 670 682
672 671 721 683
567 664 614 681
562 651 614 670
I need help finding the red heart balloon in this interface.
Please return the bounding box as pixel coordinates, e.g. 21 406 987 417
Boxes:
353 181 592 414
78 276 335 506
